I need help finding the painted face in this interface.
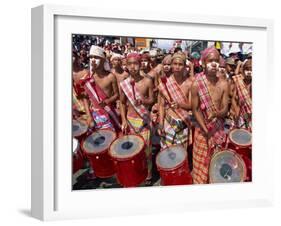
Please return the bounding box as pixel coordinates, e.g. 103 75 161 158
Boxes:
121 59 127 71
163 62 171 73
111 58 121 68
171 58 185 74
204 52 220 76
140 59 149 70
242 60 252 82
127 58 140 76
89 55 104 71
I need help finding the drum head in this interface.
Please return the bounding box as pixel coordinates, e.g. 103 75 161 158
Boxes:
109 135 144 159
73 138 79 153
83 130 116 154
209 149 246 183
156 145 186 169
229 129 251 147
73 120 88 137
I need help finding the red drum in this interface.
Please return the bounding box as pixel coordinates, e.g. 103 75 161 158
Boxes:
109 134 147 187
156 145 193 186
228 128 252 159
209 149 251 183
72 138 84 173
73 119 88 141
82 129 117 178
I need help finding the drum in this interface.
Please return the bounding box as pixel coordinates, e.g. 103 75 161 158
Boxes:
82 129 117 178
72 138 84 173
209 149 251 183
156 145 193 186
228 128 252 159
109 134 147 187
73 119 88 141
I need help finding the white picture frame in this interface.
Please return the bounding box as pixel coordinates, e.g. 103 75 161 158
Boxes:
31 4 274 221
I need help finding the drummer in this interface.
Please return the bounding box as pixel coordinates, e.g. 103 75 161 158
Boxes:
119 53 154 184
157 52 193 150
191 47 229 184
231 58 252 129
83 45 121 131
72 50 92 127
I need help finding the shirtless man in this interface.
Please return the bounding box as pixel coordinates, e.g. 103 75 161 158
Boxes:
231 59 252 128
161 54 172 78
72 51 92 126
191 47 229 184
83 45 120 131
110 53 129 85
158 52 193 149
119 53 154 184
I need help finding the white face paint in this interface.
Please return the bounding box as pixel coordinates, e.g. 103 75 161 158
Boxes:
94 58 101 67
206 62 219 71
141 61 148 68
244 70 252 77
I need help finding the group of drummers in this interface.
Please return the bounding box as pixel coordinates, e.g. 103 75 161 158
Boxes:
72 42 252 187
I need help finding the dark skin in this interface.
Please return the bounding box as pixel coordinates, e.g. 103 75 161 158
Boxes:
119 57 154 133
191 52 229 139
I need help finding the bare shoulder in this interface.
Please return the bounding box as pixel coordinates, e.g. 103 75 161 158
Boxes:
122 71 129 79
148 69 158 78
108 72 117 82
144 76 154 87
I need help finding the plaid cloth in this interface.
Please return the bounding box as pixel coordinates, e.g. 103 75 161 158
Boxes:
73 87 86 113
160 114 189 150
195 72 225 145
233 74 252 127
120 77 150 121
84 78 121 130
127 111 152 178
158 76 191 128
192 127 210 184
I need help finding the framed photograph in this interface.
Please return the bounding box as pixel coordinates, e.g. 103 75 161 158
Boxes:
31 4 274 221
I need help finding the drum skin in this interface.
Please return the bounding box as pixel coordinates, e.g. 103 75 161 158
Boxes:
156 145 193 186
109 135 148 187
72 119 89 142
228 128 252 159
82 129 117 178
209 149 251 183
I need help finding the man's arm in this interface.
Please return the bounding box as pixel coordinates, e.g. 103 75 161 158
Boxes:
104 74 119 105
119 88 128 132
191 82 208 135
178 81 192 110
157 94 165 135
